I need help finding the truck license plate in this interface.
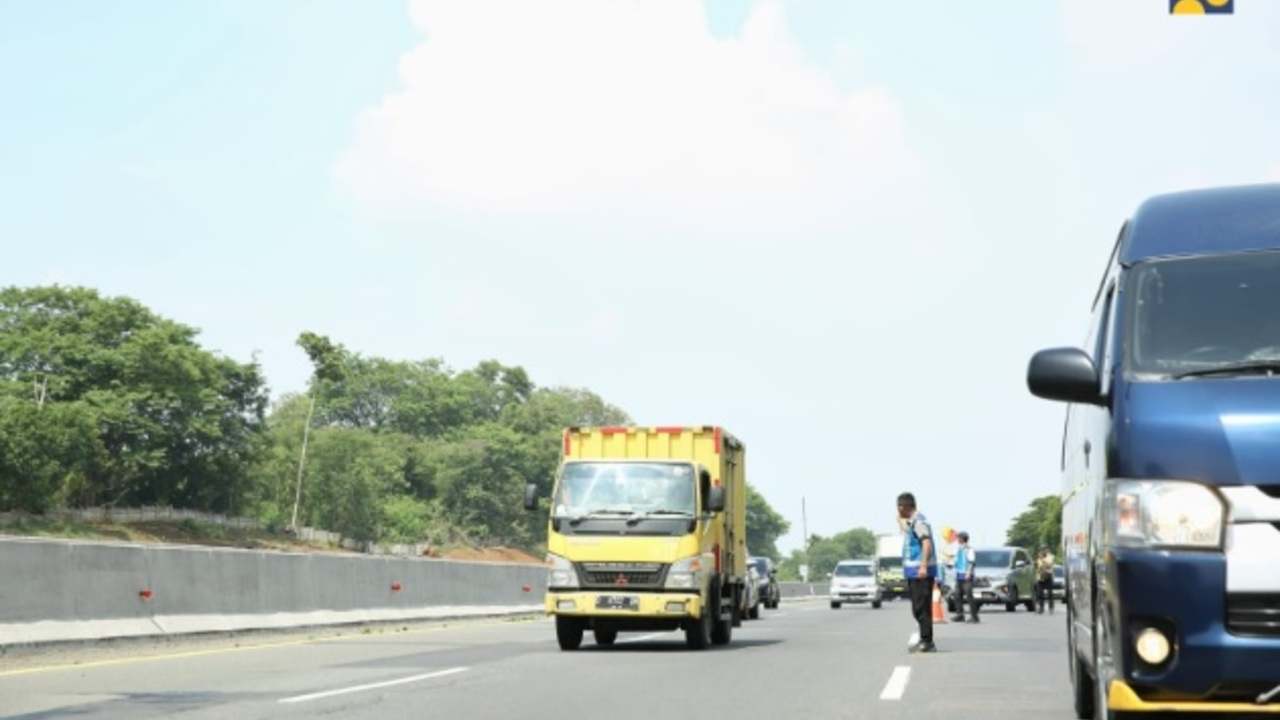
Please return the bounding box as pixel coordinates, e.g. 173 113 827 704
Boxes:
596 595 639 610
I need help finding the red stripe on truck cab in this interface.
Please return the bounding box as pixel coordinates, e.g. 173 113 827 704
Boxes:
655 426 684 434
600 427 627 436
713 427 722 454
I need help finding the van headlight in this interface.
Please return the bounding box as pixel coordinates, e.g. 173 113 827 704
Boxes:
1104 480 1224 549
547 553 578 589
665 555 705 590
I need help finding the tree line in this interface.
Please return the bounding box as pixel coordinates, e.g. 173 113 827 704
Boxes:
0 286 793 554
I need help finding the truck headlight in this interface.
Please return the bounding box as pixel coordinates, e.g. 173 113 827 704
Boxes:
1105 480 1224 549
665 555 705 590
547 553 578 589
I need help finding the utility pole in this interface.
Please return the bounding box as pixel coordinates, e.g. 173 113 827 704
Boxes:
801 496 810 582
289 394 316 532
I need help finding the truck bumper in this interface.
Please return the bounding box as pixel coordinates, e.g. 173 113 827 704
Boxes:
1106 548 1280 708
545 591 703 619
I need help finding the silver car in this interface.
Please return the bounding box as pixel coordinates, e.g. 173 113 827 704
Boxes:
829 560 882 609
971 547 1036 612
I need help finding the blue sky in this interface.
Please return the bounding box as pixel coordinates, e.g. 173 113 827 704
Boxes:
4 1 1279 552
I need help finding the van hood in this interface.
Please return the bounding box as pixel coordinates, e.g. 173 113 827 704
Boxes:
1115 379 1280 486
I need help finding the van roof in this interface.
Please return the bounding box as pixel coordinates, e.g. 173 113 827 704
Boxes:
1121 183 1280 264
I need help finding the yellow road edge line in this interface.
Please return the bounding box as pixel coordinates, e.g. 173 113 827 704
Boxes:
0 614 543 678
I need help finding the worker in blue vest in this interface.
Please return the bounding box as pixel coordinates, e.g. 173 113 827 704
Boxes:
950 531 979 623
898 491 937 653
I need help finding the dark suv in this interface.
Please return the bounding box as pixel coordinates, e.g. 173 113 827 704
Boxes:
749 556 780 611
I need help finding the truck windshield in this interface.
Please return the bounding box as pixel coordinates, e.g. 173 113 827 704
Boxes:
878 557 902 569
1128 250 1280 378
835 564 872 577
553 462 696 517
975 551 1011 567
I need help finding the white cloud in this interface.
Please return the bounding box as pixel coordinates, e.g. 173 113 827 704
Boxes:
334 0 918 230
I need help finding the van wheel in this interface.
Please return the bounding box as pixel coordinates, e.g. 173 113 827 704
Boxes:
556 617 584 651
1069 606 1095 719
872 600 882 609
1092 592 1132 720
831 601 841 609
749 603 760 620
1006 587 1019 612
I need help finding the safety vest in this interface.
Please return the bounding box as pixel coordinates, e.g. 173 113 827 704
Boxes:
902 512 938 579
954 545 973 577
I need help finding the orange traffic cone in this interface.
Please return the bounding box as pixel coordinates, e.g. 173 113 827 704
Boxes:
932 583 947 624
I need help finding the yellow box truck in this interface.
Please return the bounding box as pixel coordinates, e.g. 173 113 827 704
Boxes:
523 426 747 650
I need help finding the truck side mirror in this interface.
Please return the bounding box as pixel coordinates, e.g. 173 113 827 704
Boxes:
523 483 539 511
1027 347 1105 406
705 485 726 513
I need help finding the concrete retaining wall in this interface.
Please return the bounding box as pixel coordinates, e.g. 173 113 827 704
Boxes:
0 537 546 647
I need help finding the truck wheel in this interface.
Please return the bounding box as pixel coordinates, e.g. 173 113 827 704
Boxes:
685 605 713 650
731 584 743 628
556 617 584 651
712 589 734 646
593 629 617 647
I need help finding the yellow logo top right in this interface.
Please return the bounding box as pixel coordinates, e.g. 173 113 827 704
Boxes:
1171 0 1233 14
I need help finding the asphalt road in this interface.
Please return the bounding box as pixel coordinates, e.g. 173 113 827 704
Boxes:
0 598 1076 719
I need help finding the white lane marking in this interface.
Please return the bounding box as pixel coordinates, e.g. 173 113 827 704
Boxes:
878 666 912 701
279 667 469 704
618 632 665 644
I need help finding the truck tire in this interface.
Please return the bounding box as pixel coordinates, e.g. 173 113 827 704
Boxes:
685 605 713 650
556 616 584 651
712 582 734 646
593 629 617 647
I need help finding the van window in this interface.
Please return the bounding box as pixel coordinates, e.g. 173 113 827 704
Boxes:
1127 250 1280 377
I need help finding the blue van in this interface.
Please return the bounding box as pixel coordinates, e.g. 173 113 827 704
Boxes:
1028 184 1280 718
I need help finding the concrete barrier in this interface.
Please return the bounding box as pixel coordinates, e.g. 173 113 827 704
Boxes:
779 581 822 598
0 537 546 647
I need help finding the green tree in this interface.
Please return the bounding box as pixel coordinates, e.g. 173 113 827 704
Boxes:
1005 495 1063 551
0 286 267 512
0 398 101 512
745 485 790 560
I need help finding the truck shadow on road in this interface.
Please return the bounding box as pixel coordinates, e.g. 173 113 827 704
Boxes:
583 639 783 653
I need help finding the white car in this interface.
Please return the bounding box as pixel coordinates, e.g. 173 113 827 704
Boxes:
829 560 882 609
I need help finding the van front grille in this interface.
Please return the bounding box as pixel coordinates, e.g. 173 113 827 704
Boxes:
1226 593 1280 637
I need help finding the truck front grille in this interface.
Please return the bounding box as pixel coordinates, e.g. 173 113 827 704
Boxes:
577 562 668 589
1226 593 1280 637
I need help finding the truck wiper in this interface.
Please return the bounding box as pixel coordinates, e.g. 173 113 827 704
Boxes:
567 508 632 526
1173 360 1280 380
626 509 693 525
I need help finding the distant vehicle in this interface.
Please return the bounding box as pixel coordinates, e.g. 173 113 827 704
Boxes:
971 547 1036 612
1028 184 1280 716
1051 565 1065 601
743 564 761 620
528 426 747 651
829 559 882 609
875 533 906 600
749 556 780 611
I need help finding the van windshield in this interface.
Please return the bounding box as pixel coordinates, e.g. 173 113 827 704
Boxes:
1128 251 1280 377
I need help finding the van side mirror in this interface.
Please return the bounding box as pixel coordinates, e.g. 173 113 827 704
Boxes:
705 485 726 513
523 483 539 511
1027 348 1105 406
